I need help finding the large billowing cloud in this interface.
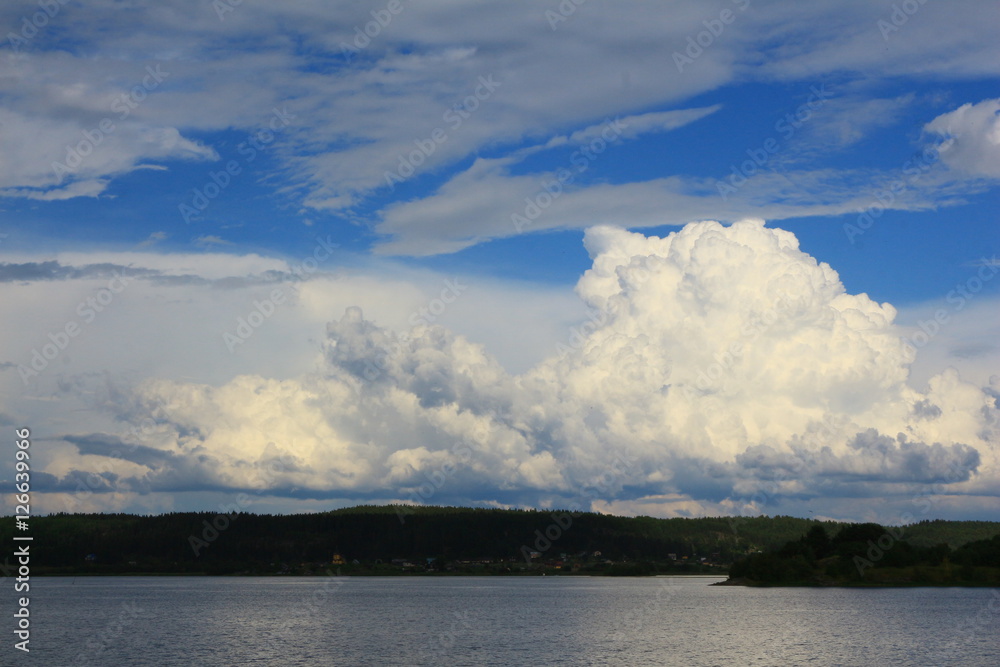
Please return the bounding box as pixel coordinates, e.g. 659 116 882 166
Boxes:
42 220 999 521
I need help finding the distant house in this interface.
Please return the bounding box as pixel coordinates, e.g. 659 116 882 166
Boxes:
332 554 346 565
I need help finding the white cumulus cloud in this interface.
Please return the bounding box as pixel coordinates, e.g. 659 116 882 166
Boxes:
33 220 998 521
925 98 1000 178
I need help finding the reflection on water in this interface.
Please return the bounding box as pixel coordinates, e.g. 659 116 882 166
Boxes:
9 576 999 666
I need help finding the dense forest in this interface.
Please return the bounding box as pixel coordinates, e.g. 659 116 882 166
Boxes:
727 523 1000 586
3 505 997 576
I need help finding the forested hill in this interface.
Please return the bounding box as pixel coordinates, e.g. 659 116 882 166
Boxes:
3 505 998 576
726 523 1000 586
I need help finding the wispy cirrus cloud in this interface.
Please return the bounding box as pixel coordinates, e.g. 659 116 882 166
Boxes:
2 0 999 243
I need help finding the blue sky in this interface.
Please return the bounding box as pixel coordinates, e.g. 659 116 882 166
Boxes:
1 0 998 522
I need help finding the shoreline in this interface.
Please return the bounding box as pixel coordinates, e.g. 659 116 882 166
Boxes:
34 571 731 578
713 577 1000 588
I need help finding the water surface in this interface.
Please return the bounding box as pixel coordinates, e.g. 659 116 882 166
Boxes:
10 576 998 665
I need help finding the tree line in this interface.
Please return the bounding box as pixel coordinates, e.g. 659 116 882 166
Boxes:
2 505 996 576
728 522 1000 585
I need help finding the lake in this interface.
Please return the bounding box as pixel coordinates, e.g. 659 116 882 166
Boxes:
9 576 999 665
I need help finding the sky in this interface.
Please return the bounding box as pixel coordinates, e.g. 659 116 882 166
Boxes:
1 0 998 524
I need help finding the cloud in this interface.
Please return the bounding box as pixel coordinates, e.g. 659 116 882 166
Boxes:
0 104 217 199
0 261 155 283
791 93 916 152
497 105 722 167
194 235 233 247
136 231 168 248
372 162 973 256
560 106 722 147
3 0 999 227
925 98 1000 178
0 178 111 201
895 290 1000 391
737 430 980 485
36 220 998 520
